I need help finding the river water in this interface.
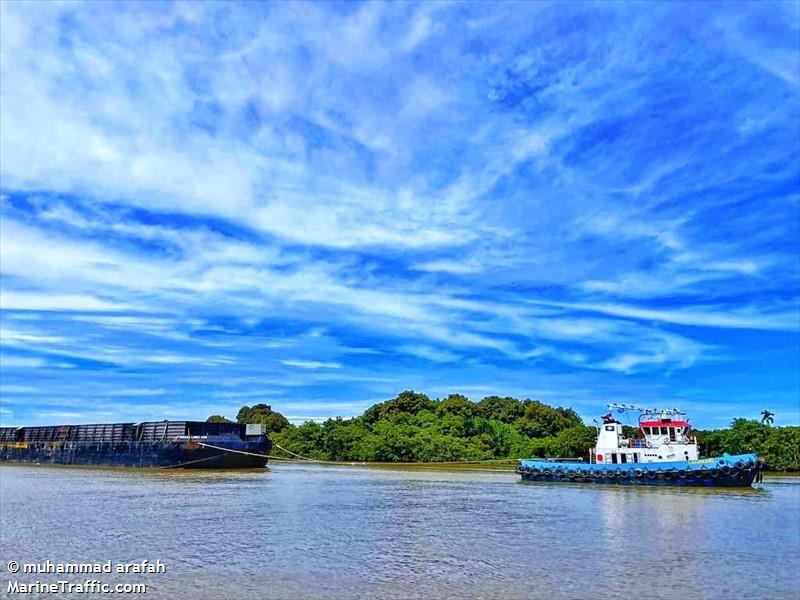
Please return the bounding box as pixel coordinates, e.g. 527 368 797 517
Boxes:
1 464 798 599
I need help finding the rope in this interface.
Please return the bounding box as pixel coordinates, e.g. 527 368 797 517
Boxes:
159 446 303 468
194 442 342 463
199 440 518 467
159 453 226 469
269 442 518 466
271 442 327 462
196 442 328 463
197 442 270 459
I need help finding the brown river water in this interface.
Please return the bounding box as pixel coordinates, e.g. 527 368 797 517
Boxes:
1 463 798 599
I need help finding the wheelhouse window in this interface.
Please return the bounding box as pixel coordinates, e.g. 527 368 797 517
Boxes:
660 427 668 435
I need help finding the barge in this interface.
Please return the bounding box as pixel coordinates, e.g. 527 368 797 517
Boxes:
0 420 271 469
516 405 762 487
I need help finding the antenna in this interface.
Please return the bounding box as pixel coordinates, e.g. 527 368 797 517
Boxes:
606 404 686 418
606 403 645 413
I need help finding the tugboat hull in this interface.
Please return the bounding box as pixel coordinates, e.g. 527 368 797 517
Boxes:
516 453 761 487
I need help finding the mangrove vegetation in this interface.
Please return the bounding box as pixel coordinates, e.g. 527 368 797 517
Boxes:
209 390 800 470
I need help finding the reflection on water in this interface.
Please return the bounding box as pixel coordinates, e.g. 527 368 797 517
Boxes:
595 484 769 597
0 464 797 600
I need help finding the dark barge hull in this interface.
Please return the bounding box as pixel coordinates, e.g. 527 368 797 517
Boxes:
0 421 271 469
0 440 270 469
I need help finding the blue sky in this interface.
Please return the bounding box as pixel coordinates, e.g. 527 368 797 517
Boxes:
1 1 798 428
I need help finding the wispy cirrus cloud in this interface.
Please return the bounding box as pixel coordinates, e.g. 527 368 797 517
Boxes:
1 1 798 426
281 360 342 370
528 301 800 332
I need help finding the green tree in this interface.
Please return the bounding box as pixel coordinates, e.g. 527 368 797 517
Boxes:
544 425 597 460
363 420 417 461
622 425 638 438
409 430 468 462
437 394 476 418
236 404 290 433
762 426 800 470
476 396 524 423
438 413 469 438
272 421 325 459
321 418 371 461
363 390 435 423
206 415 232 423
726 418 768 454
484 420 520 457
695 429 727 458
761 410 775 426
514 400 580 438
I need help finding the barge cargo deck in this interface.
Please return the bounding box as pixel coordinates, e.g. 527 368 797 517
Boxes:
0 421 271 469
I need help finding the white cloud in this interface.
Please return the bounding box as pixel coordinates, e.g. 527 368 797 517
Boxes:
0 2 797 424
529 300 800 332
0 356 49 369
0 328 65 345
106 388 166 397
281 360 342 370
397 345 461 363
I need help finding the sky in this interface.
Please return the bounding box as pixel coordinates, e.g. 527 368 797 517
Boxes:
0 1 798 429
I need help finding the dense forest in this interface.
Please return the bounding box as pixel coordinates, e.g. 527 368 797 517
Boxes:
208 390 800 470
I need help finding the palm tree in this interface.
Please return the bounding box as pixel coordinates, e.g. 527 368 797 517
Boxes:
760 410 774 426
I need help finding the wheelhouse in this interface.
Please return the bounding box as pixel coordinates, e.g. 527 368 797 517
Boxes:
590 408 699 464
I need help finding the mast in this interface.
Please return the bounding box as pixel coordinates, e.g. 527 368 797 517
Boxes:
607 404 686 423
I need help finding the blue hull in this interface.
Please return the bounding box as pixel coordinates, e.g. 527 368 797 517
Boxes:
516 453 761 487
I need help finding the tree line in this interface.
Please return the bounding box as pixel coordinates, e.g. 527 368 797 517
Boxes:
208 390 800 470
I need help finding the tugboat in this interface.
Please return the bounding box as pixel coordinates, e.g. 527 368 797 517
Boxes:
516 404 762 487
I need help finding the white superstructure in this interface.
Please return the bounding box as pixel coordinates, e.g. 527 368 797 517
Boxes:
590 405 699 465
